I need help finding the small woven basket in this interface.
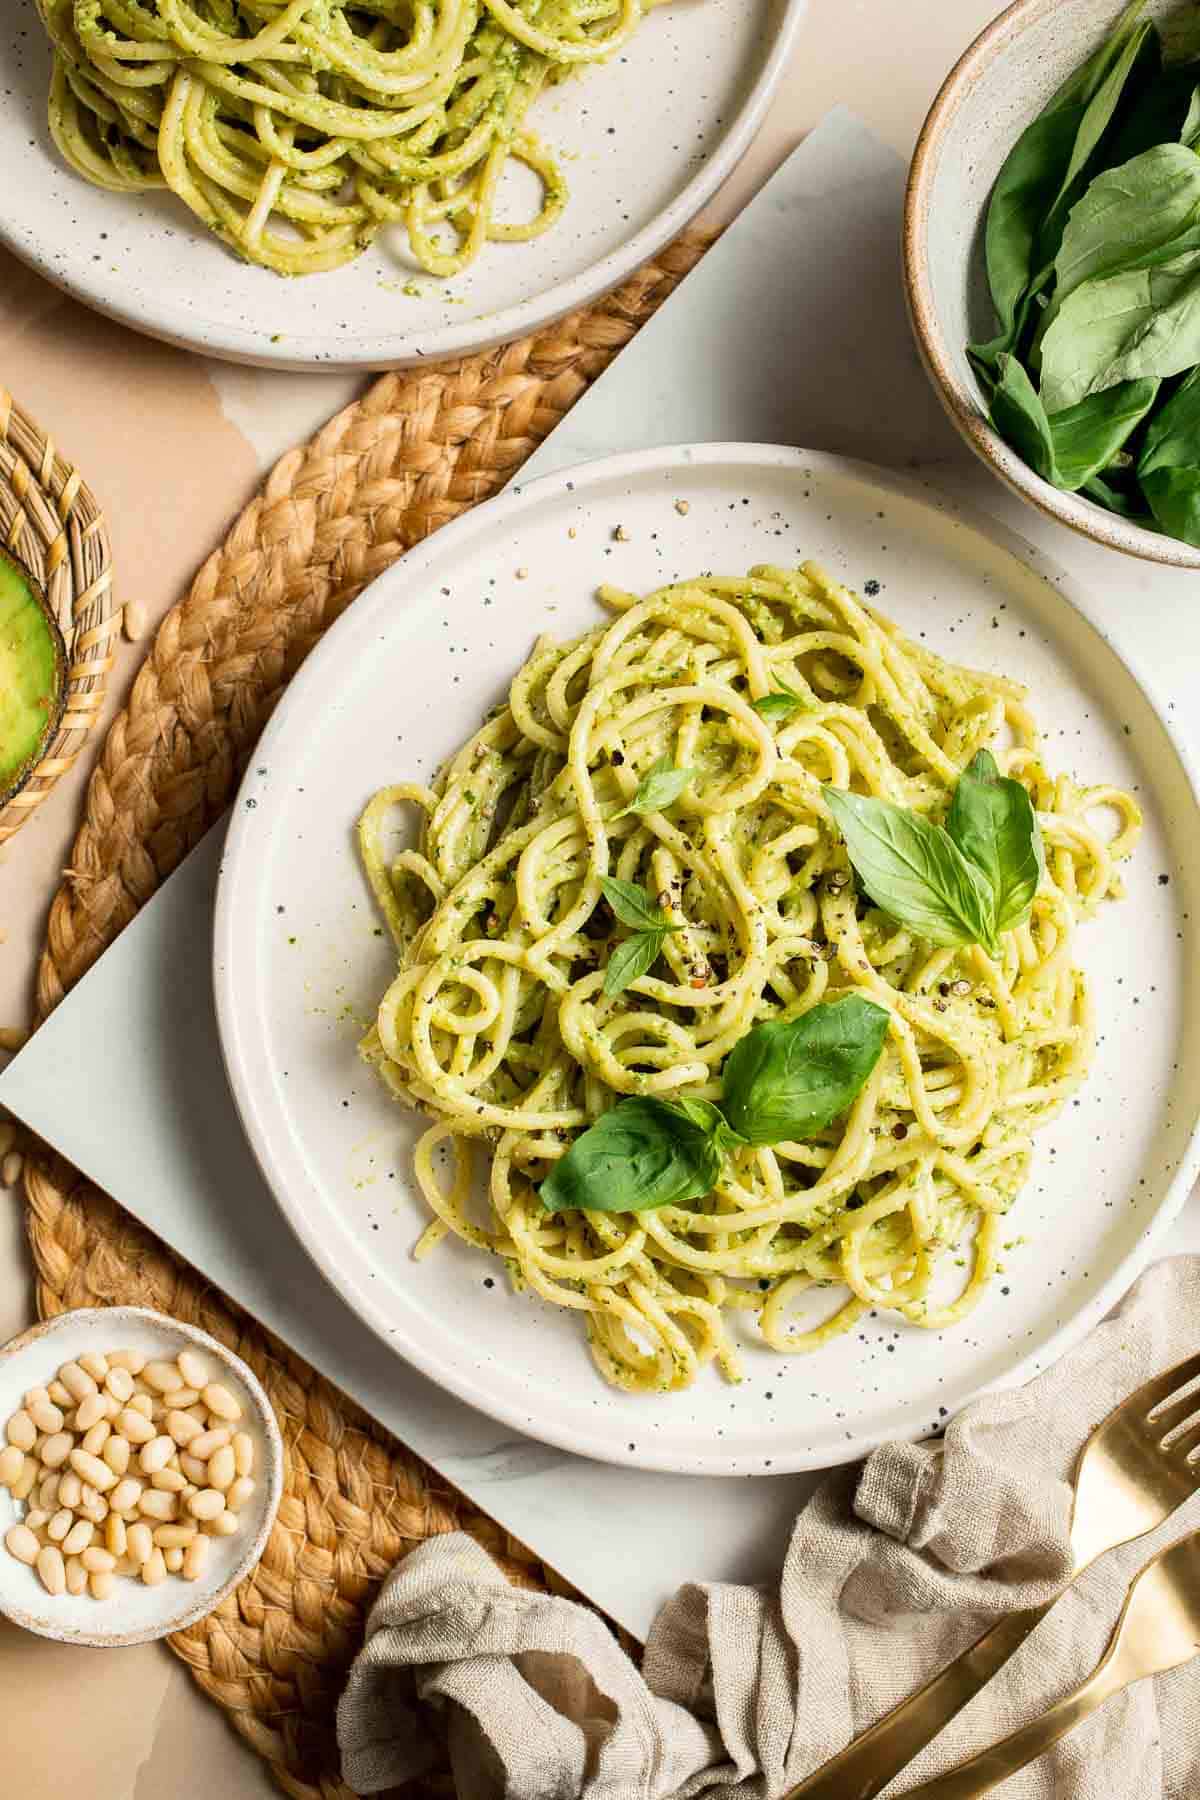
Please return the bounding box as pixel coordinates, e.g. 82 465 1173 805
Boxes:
0 390 117 843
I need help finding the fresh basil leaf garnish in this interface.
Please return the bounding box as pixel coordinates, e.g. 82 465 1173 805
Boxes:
822 786 998 956
989 355 1160 492
719 995 890 1147
599 875 672 933
751 682 809 721
1039 237 1200 413
613 755 694 818
539 1096 723 1214
946 751 1044 934
1048 144 1200 317
603 929 667 998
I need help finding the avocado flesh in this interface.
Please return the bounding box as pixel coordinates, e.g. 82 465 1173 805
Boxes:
0 551 67 805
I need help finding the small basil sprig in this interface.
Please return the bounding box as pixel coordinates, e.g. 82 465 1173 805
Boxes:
540 994 889 1215
822 751 1044 961
751 681 810 721
613 755 694 819
599 875 680 998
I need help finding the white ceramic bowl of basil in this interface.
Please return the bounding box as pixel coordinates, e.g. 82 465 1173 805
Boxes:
905 0 1200 568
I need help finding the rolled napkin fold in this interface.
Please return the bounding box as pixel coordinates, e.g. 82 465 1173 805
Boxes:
338 1256 1200 1798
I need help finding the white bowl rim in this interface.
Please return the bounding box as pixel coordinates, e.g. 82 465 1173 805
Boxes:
0 1305 283 1647
903 0 1200 570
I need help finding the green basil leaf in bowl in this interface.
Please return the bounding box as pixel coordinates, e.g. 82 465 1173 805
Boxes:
719 995 890 1147
539 1096 724 1215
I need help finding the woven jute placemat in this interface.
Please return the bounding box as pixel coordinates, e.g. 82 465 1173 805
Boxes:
18 231 708 1800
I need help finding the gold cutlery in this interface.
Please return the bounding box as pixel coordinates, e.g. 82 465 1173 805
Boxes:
899 1527 1200 1797
784 1350 1200 1800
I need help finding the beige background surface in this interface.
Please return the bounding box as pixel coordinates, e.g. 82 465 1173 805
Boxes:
0 3 1023 1793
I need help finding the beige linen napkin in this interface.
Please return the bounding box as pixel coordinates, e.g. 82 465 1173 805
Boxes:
338 1256 1200 1798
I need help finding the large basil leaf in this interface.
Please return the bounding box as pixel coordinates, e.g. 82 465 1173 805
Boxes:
603 929 667 998
599 876 671 932
719 995 890 1147
823 786 998 955
1139 363 1200 470
1049 144 1200 314
1040 241 1200 411
990 354 1158 492
971 4 1153 370
539 1096 723 1214
946 750 1045 934
1140 465 1200 542
614 755 695 819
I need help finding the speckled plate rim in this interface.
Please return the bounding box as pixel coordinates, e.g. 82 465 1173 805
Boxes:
213 442 1200 1476
0 1306 283 1647
903 0 1200 571
1 1 807 372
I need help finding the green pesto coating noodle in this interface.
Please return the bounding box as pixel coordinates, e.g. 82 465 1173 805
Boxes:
35 0 650 277
359 562 1141 1393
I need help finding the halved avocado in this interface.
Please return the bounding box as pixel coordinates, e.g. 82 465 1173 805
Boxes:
0 547 67 808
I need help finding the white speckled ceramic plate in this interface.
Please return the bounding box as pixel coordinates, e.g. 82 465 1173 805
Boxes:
214 444 1200 1475
0 3 804 371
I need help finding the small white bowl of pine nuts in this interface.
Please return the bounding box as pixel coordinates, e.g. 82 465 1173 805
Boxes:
0 1306 282 1646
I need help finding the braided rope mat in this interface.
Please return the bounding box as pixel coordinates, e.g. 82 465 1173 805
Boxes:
20 231 708 1800
0 391 117 844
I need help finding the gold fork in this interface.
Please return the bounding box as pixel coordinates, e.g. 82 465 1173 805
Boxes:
784 1350 1200 1800
900 1527 1200 1797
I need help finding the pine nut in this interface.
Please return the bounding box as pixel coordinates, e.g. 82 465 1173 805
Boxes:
81 1421 111 1458
5 1524 39 1565
182 1535 209 1581
168 1387 200 1409
107 1350 146 1375
153 1524 196 1549
209 1507 240 1538
65 1556 87 1596
189 1427 231 1461
126 1523 153 1566
57 1472 82 1508
181 1484 198 1502
151 1469 187 1493
122 598 146 642
37 1546 66 1596
81 1546 115 1574
102 1435 131 1477
78 1491 108 1525
186 1489 225 1522
10 1462 36 1502
180 1453 208 1485
208 1446 236 1491
6 1411 36 1452
177 1351 209 1390
58 1362 97 1402
0 1446 25 1487
166 1409 201 1447
143 1361 184 1395
47 1509 73 1543
47 1380 72 1408
1 1151 23 1188
89 1570 116 1600
139 1436 175 1475
109 1477 142 1514
116 1408 155 1444
105 1367 135 1404
37 1474 60 1512
105 1514 127 1559
78 1352 109 1382
73 1393 107 1433
62 1519 94 1556
24 1386 49 1409
28 1399 64 1436
232 1434 254 1479
127 1395 154 1422
201 1383 241 1423
24 1509 48 1532
141 1549 167 1587
137 1489 176 1522
40 1432 74 1471
163 1547 185 1574
68 1448 116 1492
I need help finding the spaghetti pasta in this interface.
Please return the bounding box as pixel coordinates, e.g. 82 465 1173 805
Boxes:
35 0 651 277
359 562 1140 1393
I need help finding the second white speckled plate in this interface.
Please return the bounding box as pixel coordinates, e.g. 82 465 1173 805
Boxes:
214 444 1200 1475
0 2 804 370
